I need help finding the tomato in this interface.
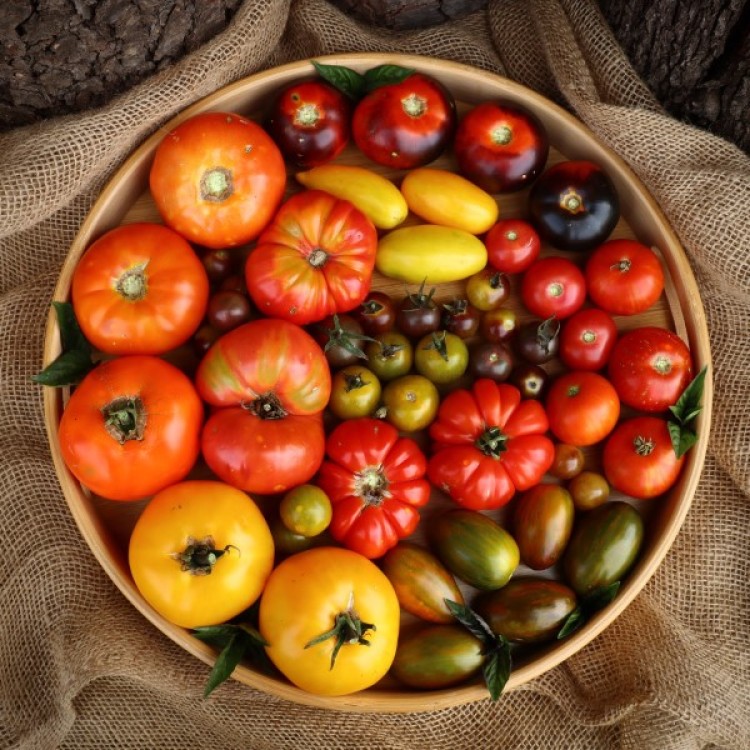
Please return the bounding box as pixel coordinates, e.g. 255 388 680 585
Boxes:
414 331 469 384
352 73 456 169
149 111 286 248
71 223 209 355
549 443 585 479
395 283 441 339
376 225 487 284
568 470 610 510
515 317 560 364
441 299 481 339
465 268 510 311
328 365 382 420
352 291 397 336
365 332 414 381
428 379 555 510
314 313 373 369
520 256 586 320
382 374 440 432
201 248 237 283
279 484 332 537
559 308 618 371
196 319 331 494
453 100 549 193
469 341 514 382
206 290 254 333
265 79 350 167
270 516 322 557
480 307 517 343
485 218 541 274
316 418 431 559
245 190 378 325
128 480 274 628
608 327 693 412
58 356 203 501
585 239 665 315
602 416 685 499
528 160 620 252
259 547 400 695
545 371 620 447
400 168 499 234
510 363 549 400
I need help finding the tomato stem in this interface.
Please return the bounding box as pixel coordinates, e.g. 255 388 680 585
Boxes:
200 167 234 202
294 103 320 127
101 395 146 444
304 592 375 670
354 466 390 505
172 535 238 576
246 392 288 420
116 261 148 301
633 436 655 456
401 92 427 118
491 125 513 146
475 426 509 458
560 188 585 215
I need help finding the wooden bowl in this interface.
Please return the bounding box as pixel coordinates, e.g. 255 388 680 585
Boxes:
41 54 712 712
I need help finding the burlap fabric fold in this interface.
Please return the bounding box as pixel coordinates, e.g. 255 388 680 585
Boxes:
1 1 748 747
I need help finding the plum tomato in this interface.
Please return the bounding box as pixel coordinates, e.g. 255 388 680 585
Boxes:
465 268 511 312
149 112 286 249
515 317 561 365
365 332 414 381
265 79 350 168
559 308 618 371
585 239 665 316
382 374 440 432
520 256 586 320
453 101 549 193
485 218 541 274
441 299 481 339
546 371 620 447
328 365 382 420
396 282 441 338
352 291 396 336
469 341 514 382
528 160 620 252
352 72 456 169
607 327 693 412
414 331 469 384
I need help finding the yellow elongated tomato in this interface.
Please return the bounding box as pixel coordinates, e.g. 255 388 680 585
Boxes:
400 168 499 234
296 164 408 229
259 547 400 696
376 225 488 284
128 480 274 629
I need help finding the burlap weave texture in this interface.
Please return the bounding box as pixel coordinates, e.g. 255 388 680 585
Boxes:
1 1 748 748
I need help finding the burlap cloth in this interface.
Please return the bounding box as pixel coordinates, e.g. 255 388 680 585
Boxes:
1 0 748 747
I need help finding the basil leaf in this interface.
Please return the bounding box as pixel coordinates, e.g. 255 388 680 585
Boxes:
581 581 621 611
53 301 91 354
363 64 415 92
557 607 584 640
669 366 708 425
193 624 242 648
444 599 496 644
312 61 365 100
671 424 699 459
482 640 512 701
202 631 247 698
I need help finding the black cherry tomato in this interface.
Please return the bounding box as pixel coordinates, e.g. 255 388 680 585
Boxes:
454 101 549 193
480 307 517 343
265 79 350 168
441 299 481 339
396 283 441 338
485 218 541 275
515 317 561 364
465 268 511 312
469 341 514 382
207 290 254 332
352 291 396 336
313 313 373 369
528 160 620 252
352 73 456 169
510 362 549 400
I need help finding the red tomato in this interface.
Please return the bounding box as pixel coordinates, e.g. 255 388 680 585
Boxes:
453 101 549 193
585 239 665 315
58 356 203 501
485 218 541 274
428 380 555 510
195 319 331 494
149 112 286 248
245 190 378 325
559 308 618 371
520 256 587 320
546 371 620 446
603 416 685 499
71 223 209 355
352 73 456 169
316 418 431 559
608 327 692 412
265 79 350 168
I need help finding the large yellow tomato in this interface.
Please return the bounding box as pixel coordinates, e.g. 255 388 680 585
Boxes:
258 547 400 696
128 480 274 629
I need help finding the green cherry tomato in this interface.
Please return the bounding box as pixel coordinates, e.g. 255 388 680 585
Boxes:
365 331 414 381
414 331 469 384
279 484 333 537
382 374 440 432
328 365 382 419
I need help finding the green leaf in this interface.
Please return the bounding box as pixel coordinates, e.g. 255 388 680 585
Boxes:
53 301 91 354
363 64 415 92
669 422 699 459
581 581 621 611
482 640 512 701
669 366 708 426
444 599 495 644
312 61 365 100
557 607 584 640
202 631 247 698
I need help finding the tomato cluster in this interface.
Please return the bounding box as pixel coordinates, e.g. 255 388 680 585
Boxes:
49 61 704 701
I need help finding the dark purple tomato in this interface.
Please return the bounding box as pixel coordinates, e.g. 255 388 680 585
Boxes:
313 313 372 369
480 307 518 343
396 284 441 338
469 341 514 381
207 290 254 332
441 299 481 339
219 274 247 294
192 324 221 357
352 291 396 336
510 363 549 400
515 317 561 364
454 101 549 193
528 160 620 252
265 79 350 168
202 248 236 284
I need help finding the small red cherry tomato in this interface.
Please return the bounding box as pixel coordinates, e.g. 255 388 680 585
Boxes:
559 308 618 371
265 79 350 168
485 218 541 275
453 101 549 193
520 257 586 320
585 239 665 315
352 73 456 169
608 327 693 412
603 416 685 499
546 371 620 447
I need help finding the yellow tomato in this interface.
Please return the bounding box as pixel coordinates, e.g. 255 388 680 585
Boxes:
376 225 488 284
382 374 440 432
329 365 382 420
296 165 408 229
128 480 274 629
259 547 400 696
401 168 499 234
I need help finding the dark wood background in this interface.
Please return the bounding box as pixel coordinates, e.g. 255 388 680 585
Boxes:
1 0 747 153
